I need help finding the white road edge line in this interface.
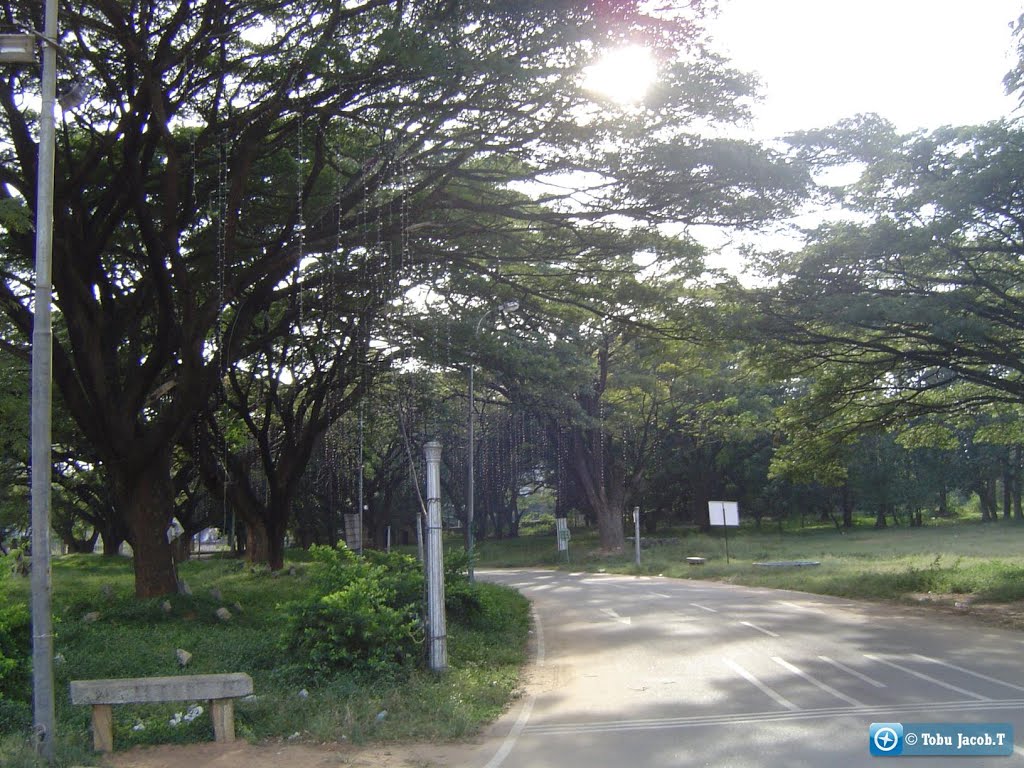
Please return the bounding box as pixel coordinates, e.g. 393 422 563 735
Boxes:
525 699 1024 736
772 656 864 707
600 607 632 625
724 657 799 711
690 602 717 613
779 600 824 613
740 620 780 638
483 605 544 768
1013 744 1024 759
913 654 1024 694
864 654 990 701
818 655 886 688
482 696 534 768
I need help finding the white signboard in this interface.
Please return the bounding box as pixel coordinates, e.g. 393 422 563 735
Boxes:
556 517 570 552
708 501 739 527
344 513 362 552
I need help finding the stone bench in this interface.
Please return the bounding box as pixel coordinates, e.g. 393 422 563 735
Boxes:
70 672 253 752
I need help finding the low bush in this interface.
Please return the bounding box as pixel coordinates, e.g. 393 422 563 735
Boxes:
0 547 531 759
0 554 30 732
282 545 424 677
443 549 484 624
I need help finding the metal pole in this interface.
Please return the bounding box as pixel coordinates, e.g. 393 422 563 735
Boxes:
724 520 731 565
357 403 364 554
466 361 475 582
424 441 447 672
633 506 641 568
30 0 59 759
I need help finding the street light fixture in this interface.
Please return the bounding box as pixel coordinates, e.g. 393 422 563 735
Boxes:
466 299 518 582
0 34 35 64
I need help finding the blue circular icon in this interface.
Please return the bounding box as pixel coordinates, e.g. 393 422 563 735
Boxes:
870 723 904 756
874 728 900 752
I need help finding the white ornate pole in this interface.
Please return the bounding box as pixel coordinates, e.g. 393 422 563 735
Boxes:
424 441 447 672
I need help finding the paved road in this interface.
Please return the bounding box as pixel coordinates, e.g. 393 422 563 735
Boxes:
472 569 1024 768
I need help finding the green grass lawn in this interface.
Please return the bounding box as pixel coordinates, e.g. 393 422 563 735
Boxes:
474 516 1024 604
0 552 530 768
6 516 1024 766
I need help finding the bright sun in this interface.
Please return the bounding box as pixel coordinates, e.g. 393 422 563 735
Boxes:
583 45 658 105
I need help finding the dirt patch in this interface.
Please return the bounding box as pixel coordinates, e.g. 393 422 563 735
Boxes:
101 738 487 768
907 593 1024 630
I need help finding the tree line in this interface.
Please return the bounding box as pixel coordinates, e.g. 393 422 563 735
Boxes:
1 0 1023 596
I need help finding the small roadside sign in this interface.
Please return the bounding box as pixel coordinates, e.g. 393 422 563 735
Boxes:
708 501 739 563
556 517 570 561
708 501 739 527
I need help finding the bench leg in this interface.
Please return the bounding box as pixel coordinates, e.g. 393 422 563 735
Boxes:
210 698 235 743
91 703 114 752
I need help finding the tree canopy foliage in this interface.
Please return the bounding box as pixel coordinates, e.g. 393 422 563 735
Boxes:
3 1 1022 597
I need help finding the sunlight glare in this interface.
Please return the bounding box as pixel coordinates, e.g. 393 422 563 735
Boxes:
584 45 658 105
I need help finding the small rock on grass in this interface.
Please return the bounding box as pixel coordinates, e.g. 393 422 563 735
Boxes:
215 607 232 621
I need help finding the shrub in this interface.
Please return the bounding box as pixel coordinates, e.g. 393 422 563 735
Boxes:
0 554 30 731
443 550 483 624
518 513 557 537
283 546 423 677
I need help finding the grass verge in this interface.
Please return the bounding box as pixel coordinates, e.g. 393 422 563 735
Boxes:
0 554 530 767
475 517 1024 609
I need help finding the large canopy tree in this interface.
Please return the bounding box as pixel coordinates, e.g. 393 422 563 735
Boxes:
740 118 1024 474
3 0 745 595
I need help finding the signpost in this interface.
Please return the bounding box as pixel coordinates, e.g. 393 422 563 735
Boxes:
708 501 739 564
556 517 570 562
633 506 641 567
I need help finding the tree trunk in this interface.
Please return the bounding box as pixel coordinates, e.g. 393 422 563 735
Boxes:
114 448 180 598
171 534 191 563
978 478 997 521
1014 446 1023 521
595 499 625 551
64 529 100 553
1003 466 1012 520
101 531 125 556
841 483 854 528
874 505 887 528
245 515 287 570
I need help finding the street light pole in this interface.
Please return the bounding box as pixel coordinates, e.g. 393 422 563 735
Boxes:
30 0 60 759
466 300 518 582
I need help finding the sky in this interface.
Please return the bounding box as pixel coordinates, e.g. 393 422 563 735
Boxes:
689 1 1024 270
708 0 1023 139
